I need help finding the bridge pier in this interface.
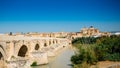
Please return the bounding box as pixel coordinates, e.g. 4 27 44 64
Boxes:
30 51 48 65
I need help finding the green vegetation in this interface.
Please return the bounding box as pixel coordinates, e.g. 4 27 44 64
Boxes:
31 61 37 66
71 35 120 68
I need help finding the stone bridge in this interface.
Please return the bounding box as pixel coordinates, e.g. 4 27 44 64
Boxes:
0 35 71 68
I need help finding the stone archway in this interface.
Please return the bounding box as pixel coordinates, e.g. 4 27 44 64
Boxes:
53 40 55 44
35 44 39 50
0 45 6 68
18 45 28 57
0 45 6 60
0 52 3 60
0 52 4 68
44 43 47 47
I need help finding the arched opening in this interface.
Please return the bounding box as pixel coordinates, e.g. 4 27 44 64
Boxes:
72 37 74 39
0 52 4 68
44 43 47 47
0 45 5 60
0 52 3 60
18 45 28 57
35 44 39 50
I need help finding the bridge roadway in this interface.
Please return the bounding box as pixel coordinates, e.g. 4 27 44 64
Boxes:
0 35 71 68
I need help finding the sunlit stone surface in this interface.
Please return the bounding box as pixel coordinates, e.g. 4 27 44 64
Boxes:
0 35 71 68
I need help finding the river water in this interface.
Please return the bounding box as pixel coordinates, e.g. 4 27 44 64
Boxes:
31 46 74 68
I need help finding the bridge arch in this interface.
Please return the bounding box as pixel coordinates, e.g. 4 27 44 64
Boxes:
53 40 55 44
35 44 40 50
0 45 6 61
0 52 3 60
18 45 28 57
44 43 47 47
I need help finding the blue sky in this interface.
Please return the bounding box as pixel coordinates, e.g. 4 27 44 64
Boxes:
0 0 120 33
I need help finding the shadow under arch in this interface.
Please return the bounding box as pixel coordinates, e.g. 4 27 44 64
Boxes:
35 44 39 50
44 43 47 47
0 45 6 60
53 40 55 44
0 52 3 60
18 45 28 57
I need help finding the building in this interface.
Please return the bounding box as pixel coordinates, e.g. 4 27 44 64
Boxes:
71 26 110 39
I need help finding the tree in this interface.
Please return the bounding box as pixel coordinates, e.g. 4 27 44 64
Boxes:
9 32 12 35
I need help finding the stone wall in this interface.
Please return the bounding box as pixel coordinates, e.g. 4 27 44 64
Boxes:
0 35 70 68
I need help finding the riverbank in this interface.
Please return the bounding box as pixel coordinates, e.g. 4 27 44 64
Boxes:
31 45 74 68
99 61 120 68
71 36 120 68
91 61 120 68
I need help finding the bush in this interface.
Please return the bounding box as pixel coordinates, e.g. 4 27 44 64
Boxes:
72 37 97 44
94 36 120 61
31 61 37 66
71 45 97 65
104 53 120 61
71 35 120 68
73 62 90 68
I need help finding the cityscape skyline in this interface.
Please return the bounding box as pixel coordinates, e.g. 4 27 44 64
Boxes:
0 0 120 33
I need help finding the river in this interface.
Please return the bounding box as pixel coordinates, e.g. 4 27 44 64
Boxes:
31 46 74 68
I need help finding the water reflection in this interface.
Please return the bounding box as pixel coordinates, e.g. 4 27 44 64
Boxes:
31 46 74 68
